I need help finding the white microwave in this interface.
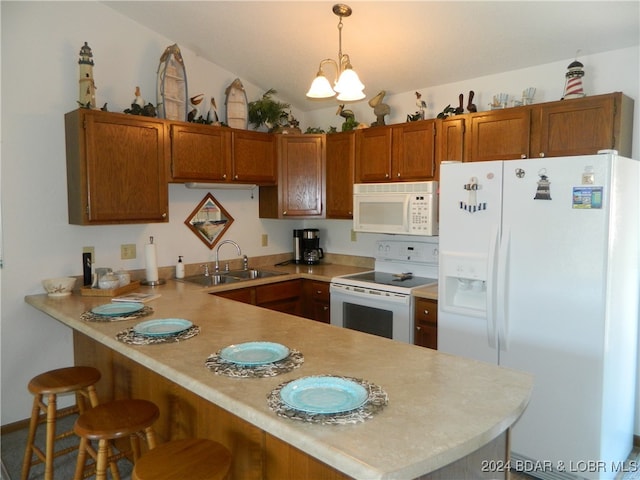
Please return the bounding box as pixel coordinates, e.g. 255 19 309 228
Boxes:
353 181 438 236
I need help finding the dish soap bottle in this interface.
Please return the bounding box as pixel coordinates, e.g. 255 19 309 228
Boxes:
176 256 185 279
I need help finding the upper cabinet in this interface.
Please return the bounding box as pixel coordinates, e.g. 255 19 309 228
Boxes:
355 120 437 182
259 135 325 218
467 109 531 162
465 92 632 162
169 124 276 185
169 123 230 182
325 131 355 219
65 109 169 225
231 130 277 185
532 92 633 158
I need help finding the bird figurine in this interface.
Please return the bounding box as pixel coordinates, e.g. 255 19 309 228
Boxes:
454 93 465 115
415 92 427 119
188 94 204 122
207 97 220 124
133 86 145 108
467 90 477 112
368 90 390 126
337 105 358 131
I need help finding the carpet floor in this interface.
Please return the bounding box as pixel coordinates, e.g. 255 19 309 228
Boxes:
1 414 133 480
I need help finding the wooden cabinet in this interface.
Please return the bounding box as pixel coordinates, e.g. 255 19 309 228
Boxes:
302 280 330 323
256 280 303 315
414 297 437 350
355 120 437 183
463 92 632 163
532 92 633 158
325 132 355 219
231 130 277 185
467 108 532 162
259 135 325 218
65 109 169 225
169 123 230 182
211 279 303 316
437 116 465 166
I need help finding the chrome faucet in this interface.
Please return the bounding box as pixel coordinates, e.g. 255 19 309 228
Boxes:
215 240 242 273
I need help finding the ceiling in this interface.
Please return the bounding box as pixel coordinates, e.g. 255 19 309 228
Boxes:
104 1 639 112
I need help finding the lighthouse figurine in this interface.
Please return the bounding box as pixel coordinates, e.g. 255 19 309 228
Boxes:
78 42 96 108
562 59 585 100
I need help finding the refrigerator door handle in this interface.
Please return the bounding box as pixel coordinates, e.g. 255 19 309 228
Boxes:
497 225 510 352
486 224 500 349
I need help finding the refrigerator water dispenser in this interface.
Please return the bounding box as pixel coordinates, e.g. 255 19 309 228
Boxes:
440 253 488 317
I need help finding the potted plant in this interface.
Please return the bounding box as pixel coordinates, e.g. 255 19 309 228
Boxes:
248 89 291 132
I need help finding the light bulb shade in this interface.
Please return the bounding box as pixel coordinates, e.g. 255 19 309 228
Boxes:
334 68 365 101
306 74 337 99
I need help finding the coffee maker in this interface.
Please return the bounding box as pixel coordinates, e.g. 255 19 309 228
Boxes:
299 228 324 265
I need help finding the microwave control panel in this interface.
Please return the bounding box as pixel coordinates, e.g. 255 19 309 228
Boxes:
409 195 438 235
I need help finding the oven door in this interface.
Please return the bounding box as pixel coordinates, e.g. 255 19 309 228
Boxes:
330 283 413 344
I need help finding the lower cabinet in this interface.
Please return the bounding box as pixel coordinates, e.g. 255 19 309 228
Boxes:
211 279 303 316
302 280 330 323
414 297 437 349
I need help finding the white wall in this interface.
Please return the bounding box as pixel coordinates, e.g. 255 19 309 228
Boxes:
1 1 638 427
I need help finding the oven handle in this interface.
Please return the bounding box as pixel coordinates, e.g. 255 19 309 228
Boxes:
330 283 411 305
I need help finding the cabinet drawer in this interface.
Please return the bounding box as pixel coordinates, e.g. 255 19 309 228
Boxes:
212 287 254 304
414 298 437 325
310 281 330 302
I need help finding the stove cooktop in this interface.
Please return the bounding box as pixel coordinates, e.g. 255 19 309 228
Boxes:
338 271 438 289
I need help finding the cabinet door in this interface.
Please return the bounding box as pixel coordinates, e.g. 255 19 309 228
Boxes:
468 109 531 162
326 132 355 219
256 280 303 316
277 135 325 217
66 109 169 224
535 94 618 158
169 124 230 181
231 130 277 184
393 120 436 180
414 298 437 349
437 117 465 163
355 126 392 182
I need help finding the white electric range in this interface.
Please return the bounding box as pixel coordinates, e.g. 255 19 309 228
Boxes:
330 239 439 343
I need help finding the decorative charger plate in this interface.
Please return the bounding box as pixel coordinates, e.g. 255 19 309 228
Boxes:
91 302 144 317
219 342 289 366
133 318 193 337
280 376 369 414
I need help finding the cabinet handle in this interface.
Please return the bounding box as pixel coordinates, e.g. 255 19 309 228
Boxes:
539 152 546 158
316 290 322 294
423 310 429 315
323 306 329 311
520 154 527 159
385 173 389 178
222 174 227 179
416 325 422 331
234 174 239 180
161 213 167 218
397 172 401 178
283 211 287 215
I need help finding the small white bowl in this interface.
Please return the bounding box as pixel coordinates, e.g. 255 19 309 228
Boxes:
42 277 77 297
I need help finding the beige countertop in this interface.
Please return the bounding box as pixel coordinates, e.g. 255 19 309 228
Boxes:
25 274 530 480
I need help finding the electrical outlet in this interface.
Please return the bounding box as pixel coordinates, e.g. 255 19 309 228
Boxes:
82 246 95 262
261 234 268 247
121 244 136 260
350 229 357 242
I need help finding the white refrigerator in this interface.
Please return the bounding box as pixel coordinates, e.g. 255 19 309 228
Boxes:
438 153 639 480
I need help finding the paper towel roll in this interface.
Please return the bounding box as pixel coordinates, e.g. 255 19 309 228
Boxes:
144 237 159 282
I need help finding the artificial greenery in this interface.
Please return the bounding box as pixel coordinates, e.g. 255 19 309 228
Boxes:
248 89 290 131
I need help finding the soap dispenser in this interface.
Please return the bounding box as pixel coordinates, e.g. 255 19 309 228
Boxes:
176 256 185 279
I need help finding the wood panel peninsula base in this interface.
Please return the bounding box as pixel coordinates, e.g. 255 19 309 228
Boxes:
25 278 532 480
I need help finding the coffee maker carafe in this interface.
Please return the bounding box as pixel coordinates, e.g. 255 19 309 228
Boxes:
301 228 323 265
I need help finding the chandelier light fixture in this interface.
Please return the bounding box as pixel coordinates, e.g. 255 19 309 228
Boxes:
306 4 365 102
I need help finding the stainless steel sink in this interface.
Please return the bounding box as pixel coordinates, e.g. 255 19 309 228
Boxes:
180 269 285 286
181 274 241 287
225 269 286 280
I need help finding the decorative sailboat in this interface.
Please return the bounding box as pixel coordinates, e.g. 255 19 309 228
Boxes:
156 44 188 121
225 78 248 129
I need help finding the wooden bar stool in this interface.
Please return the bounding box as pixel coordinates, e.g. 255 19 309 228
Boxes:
132 438 232 480
73 398 159 480
21 366 101 480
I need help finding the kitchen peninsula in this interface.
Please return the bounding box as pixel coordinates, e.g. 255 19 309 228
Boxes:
25 273 532 480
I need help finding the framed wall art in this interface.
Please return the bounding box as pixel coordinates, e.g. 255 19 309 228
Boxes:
184 193 234 249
